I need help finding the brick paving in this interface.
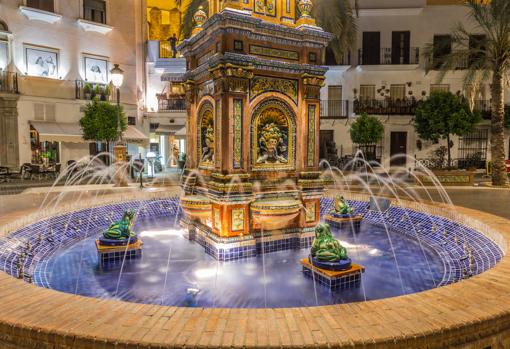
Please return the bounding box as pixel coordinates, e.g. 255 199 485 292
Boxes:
0 189 509 348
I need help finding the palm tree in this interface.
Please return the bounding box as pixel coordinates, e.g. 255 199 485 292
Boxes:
425 0 510 186
312 0 357 64
180 0 357 64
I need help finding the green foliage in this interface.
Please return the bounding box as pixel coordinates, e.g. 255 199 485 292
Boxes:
94 84 100 95
104 84 110 97
349 113 384 146
312 0 357 63
415 91 480 142
181 0 208 39
84 83 92 94
415 91 480 168
79 100 127 143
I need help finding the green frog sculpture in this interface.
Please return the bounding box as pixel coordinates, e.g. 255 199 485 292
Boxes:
333 195 353 215
310 223 351 270
99 209 138 246
325 195 362 226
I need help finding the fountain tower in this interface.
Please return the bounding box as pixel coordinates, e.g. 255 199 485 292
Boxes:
178 0 332 260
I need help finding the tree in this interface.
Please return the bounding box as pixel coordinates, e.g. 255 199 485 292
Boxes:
349 113 384 161
181 0 357 64
80 99 127 147
424 0 510 185
414 91 480 169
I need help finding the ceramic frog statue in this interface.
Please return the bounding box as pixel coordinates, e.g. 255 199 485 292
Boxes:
103 209 137 240
310 223 348 262
333 195 353 215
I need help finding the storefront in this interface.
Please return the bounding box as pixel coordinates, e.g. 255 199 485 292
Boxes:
29 121 149 167
149 124 185 170
29 121 88 166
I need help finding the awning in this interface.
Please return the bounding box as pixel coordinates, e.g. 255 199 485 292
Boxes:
154 124 185 135
30 121 86 143
123 125 149 144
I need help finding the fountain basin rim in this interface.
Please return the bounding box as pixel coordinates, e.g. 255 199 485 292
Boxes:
0 188 509 348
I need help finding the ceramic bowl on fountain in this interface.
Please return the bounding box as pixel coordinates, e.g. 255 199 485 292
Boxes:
308 256 352 271
98 235 138 247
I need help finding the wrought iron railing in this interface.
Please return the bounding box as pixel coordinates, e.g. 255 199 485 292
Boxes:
358 47 420 65
0 71 19 94
320 100 349 119
415 157 486 170
353 99 421 115
158 98 186 111
159 41 179 59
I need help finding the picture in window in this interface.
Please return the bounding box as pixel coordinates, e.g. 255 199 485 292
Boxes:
84 56 108 84
25 47 58 78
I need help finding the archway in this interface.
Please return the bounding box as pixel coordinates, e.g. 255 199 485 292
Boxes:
197 102 214 167
251 98 296 171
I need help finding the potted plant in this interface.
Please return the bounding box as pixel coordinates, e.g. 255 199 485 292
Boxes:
414 91 481 186
104 84 111 101
93 84 101 100
177 153 186 170
84 83 92 100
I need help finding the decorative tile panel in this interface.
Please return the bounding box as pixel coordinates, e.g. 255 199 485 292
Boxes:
307 104 316 167
233 99 243 168
249 45 299 61
231 208 245 231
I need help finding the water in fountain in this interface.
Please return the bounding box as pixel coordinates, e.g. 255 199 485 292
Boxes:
0 152 503 308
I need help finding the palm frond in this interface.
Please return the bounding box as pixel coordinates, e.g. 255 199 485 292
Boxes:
181 0 208 39
312 0 357 63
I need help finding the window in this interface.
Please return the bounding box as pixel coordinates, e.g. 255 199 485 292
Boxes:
84 0 107 24
308 52 317 63
359 85 375 101
128 116 136 125
234 40 243 52
362 32 381 65
432 35 452 69
390 84 406 101
458 129 488 169
26 0 54 12
430 84 450 94
391 31 410 64
469 34 487 66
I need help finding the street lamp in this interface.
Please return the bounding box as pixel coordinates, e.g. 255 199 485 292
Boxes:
110 63 126 186
110 64 124 142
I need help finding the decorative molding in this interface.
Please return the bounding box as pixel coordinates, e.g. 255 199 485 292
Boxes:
76 19 113 35
215 99 222 168
19 6 62 24
250 76 298 105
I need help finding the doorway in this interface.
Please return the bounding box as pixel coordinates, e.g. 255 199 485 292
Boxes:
390 131 407 167
319 130 334 160
362 32 381 65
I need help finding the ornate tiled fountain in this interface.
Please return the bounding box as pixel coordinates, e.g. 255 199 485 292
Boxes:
178 0 332 260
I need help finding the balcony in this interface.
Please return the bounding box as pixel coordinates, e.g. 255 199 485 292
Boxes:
320 100 350 119
158 97 186 112
75 80 113 102
0 71 19 94
358 47 420 65
354 99 420 115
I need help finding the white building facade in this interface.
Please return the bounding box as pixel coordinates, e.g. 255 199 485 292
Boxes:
0 0 147 170
320 0 507 170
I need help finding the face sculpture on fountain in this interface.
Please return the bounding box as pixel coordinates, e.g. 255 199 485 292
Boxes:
200 110 214 164
256 108 289 164
310 223 348 262
103 209 137 240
